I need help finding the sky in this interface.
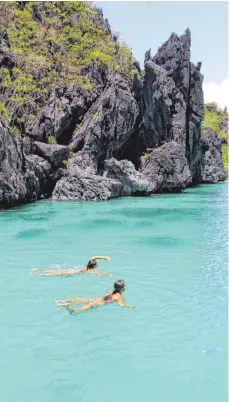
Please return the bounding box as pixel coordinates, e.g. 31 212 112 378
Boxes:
94 1 228 108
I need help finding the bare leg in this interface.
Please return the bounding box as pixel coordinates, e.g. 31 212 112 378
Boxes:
30 269 61 276
55 301 69 306
65 303 95 314
65 297 93 303
32 272 62 276
30 269 80 277
55 297 94 305
31 268 44 272
55 302 96 314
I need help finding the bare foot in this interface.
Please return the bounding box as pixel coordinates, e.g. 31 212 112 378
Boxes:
54 300 69 306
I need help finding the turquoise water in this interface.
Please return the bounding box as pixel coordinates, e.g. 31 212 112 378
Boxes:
0 183 227 402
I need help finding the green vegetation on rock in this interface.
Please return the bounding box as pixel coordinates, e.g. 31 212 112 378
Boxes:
139 148 153 163
0 1 136 130
10 126 20 137
222 144 228 174
0 101 10 123
47 136 57 145
203 102 228 173
202 102 228 141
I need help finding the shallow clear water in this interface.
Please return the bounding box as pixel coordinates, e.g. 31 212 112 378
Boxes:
0 183 227 402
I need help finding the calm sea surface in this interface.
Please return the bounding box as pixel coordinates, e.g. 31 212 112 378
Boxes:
0 183 227 402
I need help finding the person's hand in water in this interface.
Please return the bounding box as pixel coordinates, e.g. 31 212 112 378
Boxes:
123 305 136 309
94 271 113 277
117 296 136 309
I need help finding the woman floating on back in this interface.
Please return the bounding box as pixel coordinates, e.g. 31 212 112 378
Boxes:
30 256 112 277
55 280 135 314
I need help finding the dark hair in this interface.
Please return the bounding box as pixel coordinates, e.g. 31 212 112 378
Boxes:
104 280 126 302
114 280 125 293
87 259 97 270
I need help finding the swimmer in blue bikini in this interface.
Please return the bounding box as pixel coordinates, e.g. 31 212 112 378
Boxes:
30 256 112 277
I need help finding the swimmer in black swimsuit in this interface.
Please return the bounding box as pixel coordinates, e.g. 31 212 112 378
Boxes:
55 280 136 314
30 256 112 277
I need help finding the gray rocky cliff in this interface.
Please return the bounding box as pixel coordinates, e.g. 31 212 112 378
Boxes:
200 129 226 183
0 27 226 209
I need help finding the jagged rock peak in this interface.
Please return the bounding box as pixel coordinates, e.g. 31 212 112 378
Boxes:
184 27 191 45
196 62 202 72
152 28 191 68
144 48 151 63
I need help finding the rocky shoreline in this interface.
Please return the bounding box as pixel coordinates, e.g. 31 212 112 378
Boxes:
0 8 226 209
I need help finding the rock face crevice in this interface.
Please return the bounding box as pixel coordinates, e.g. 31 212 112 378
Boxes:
0 25 226 208
70 81 139 170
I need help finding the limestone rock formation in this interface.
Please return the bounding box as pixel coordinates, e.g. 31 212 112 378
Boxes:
0 126 27 207
122 29 204 186
52 172 122 201
66 151 97 176
0 2 226 209
200 130 227 183
0 126 52 207
70 83 139 169
104 157 156 196
27 85 88 144
24 155 52 201
33 142 69 168
140 141 192 192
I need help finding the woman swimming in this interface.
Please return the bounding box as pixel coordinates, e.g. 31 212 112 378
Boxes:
55 280 135 314
30 256 112 277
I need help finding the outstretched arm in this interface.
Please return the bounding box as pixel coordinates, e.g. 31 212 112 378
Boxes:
91 256 111 261
94 270 112 277
117 296 135 309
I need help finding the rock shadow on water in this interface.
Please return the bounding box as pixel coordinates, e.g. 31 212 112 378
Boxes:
3 210 57 223
112 206 201 221
50 217 125 232
111 206 161 219
81 217 125 229
16 228 47 239
134 220 154 228
19 213 54 222
132 235 184 248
